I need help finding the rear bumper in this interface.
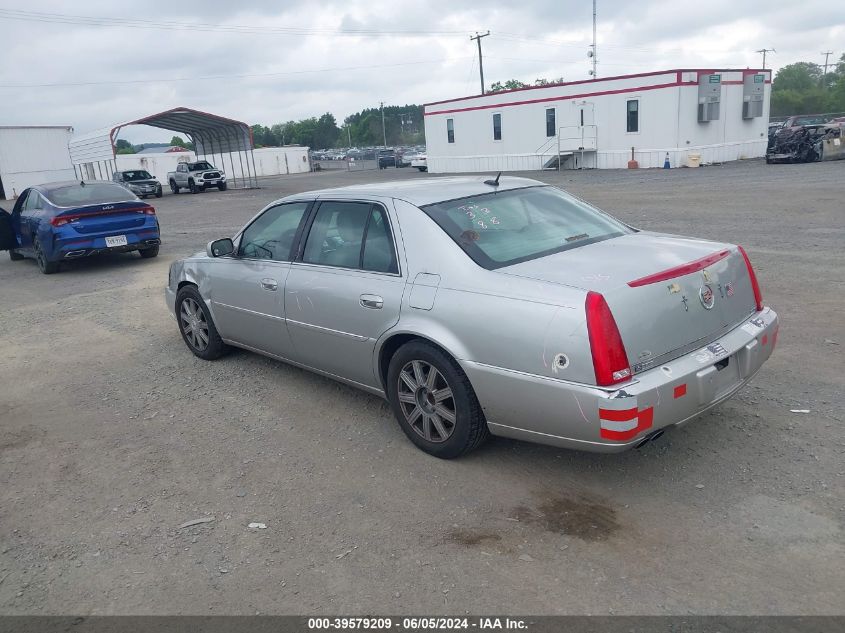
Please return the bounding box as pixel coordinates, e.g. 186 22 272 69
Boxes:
60 238 160 259
461 307 779 453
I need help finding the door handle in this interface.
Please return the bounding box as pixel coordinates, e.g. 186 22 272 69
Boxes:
260 278 278 291
360 294 383 309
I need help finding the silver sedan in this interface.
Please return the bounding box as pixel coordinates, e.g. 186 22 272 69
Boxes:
165 176 778 458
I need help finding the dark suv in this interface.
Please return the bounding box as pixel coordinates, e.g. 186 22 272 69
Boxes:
377 149 397 169
113 169 163 198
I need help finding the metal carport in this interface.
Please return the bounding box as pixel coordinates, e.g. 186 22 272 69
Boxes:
68 107 258 189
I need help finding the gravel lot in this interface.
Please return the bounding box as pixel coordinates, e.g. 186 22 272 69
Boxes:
0 159 842 615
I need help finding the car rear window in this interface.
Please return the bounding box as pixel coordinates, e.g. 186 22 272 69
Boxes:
46 183 138 207
421 186 631 269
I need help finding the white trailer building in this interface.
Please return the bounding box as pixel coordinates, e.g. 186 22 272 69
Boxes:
0 126 75 200
423 68 771 172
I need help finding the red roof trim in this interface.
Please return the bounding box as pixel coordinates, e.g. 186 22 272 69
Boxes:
426 81 681 116
424 68 769 108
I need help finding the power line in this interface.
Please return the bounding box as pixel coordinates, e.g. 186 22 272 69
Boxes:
0 8 475 37
0 57 473 89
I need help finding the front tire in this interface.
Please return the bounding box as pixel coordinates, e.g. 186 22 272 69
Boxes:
417 166 427 172
34 238 59 274
155 187 163 198
387 341 489 458
189 180 199 194
175 286 227 360
218 182 227 191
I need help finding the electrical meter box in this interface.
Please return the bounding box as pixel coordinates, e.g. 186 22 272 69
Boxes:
742 73 765 119
698 73 721 122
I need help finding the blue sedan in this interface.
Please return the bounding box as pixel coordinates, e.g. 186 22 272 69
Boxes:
0 181 161 274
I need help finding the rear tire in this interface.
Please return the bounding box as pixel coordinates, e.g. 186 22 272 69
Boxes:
9 249 24 261
139 245 159 258
170 180 180 194
34 238 59 274
387 341 489 458
175 286 227 360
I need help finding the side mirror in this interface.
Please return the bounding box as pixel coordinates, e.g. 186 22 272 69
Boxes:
207 238 234 258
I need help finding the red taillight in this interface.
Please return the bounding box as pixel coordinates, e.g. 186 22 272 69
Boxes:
143 206 156 215
585 291 632 387
737 246 763 312
50 216 73 227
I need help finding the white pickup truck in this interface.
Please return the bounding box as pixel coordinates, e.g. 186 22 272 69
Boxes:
167 161 228 194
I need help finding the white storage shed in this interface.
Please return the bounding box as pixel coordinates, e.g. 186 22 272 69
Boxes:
423 68 771 172
0 126 75 200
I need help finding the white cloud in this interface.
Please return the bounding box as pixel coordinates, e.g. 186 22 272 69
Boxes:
0 0 841 142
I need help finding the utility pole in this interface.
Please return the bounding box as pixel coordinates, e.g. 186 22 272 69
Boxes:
347 125 351 147
588 0 597 78
756 48 775 69
821 50 833 87
380 101 387 148
470 31 490 94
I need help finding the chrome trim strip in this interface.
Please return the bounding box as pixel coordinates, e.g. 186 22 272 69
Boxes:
286 318 369 341
212 301 284 321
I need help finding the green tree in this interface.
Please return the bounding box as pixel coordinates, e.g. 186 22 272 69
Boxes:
170 135 187 148
114 139 135 154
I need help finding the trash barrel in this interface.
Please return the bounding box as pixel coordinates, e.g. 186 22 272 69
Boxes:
687 153 701 168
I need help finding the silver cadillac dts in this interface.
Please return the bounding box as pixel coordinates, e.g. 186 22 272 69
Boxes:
165 176 778 458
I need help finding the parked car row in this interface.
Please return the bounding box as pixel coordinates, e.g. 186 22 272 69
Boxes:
310 146 427 171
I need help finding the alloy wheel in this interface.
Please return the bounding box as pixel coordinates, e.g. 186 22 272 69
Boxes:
397 360 456 443
180 297 210 351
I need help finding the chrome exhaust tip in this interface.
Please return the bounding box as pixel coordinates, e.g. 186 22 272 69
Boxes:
64 250 87 258
635 429 665 449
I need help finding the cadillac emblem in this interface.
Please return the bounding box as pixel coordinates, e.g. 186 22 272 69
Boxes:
699 284 715 309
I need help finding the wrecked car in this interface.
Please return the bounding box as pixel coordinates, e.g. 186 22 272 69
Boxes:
166 177 778 458
766 123 845 163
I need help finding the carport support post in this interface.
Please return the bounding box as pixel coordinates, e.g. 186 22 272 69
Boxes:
236 149 247 189
249 148 259 188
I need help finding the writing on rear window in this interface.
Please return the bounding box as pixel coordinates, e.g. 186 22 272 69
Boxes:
423 186 630 270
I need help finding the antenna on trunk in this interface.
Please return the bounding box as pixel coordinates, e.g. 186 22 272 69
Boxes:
483 172 502 187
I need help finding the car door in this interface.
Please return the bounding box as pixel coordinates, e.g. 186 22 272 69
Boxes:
284 199 405 389
14 190 42 253
0 206 15 251
206 201 311 359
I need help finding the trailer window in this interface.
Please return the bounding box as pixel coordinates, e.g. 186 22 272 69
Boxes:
546 108 556 137
493 113 502 140
627 100 639 133
447 119 455 143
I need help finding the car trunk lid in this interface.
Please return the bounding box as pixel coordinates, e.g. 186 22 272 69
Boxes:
52 201 154 234
498 232 759 372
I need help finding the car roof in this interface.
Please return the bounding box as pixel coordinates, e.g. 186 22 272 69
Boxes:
288 175 547 207
34 180 119 192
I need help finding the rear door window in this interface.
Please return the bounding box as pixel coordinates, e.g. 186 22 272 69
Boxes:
302 201 398 273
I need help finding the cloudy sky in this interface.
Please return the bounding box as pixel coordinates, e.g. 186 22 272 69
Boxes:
0 1 842 143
